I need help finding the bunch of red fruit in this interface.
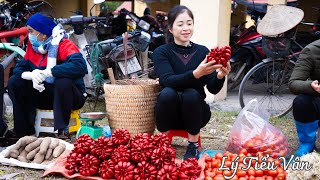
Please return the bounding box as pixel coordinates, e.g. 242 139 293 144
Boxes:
65 128 202 179
207 45 231 67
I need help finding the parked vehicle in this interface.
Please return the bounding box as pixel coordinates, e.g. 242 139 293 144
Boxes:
228 8 320 92
228 9 265 91
238 6 310 118
57 6 152 109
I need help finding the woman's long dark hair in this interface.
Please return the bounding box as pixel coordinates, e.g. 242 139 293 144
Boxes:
165 5 194 43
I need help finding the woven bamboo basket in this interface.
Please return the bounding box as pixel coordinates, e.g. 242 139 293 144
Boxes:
104 79 160 135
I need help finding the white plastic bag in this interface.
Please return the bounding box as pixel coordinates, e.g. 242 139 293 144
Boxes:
226 99 290 158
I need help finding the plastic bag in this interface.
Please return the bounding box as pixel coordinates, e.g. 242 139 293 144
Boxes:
226 99 290 158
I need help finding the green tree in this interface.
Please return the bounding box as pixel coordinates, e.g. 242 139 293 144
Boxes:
101 1 123 12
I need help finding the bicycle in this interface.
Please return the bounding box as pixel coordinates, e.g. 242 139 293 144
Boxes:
238 26 307 118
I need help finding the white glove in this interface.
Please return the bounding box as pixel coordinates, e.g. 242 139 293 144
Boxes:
21 71 32 80
51 24 65 45
30 69 46 84
32 81 45 92
41 69 53 78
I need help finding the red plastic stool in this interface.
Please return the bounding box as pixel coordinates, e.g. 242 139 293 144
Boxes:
167 130 202 148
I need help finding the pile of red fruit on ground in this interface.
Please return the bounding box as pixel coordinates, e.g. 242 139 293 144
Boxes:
65 128 202 179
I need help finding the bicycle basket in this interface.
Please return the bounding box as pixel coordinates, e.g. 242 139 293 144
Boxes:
262 36 291 58
107 43 136 62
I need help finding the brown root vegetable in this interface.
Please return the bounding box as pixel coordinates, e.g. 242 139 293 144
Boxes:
52 143 66 158
14 136 38 150
17 156 29 163
33 153 45 163
39 137 51 154
45 148 53 160
49 139 60 149
25 139 43 152
26 147 40 160
20 150 28 158
18 146 25 153
9 149 19 158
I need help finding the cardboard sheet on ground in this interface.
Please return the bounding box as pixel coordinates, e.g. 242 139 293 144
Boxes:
43 155 185 179
0 138 73 170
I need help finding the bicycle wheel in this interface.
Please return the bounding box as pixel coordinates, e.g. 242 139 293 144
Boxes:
239 58 295 118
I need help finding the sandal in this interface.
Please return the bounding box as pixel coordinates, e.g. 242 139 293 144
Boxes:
55 130 71 140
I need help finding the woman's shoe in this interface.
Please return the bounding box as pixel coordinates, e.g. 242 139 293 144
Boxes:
56 130 71 140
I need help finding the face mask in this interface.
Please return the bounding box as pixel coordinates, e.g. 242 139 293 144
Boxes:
28 33 44 47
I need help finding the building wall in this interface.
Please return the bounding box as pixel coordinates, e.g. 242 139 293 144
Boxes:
145 0 180 16
44 0 81 17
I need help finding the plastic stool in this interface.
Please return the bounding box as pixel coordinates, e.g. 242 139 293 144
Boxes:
167 130 202 148
34 109 81 137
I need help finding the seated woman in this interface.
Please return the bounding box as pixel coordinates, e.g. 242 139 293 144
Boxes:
289 39 320 157
153 5 231 160
7 13 87 139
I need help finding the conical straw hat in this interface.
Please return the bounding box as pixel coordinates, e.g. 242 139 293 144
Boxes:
257 5 304 36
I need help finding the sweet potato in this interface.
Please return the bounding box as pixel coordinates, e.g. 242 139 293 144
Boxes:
17 156 29 163
20 149 28 158
9 149 19 158
52 143 66 158
39 137 51 154
45 148 53 160
25 139 43 152
18 146 25 153
12 136 37 150
26 147 40 160
49 139 60 149
33 153 45 163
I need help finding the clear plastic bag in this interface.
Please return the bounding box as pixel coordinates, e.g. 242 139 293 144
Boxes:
226 99 290 158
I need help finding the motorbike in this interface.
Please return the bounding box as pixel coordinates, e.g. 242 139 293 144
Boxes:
228 9 265 91
56 5 151 107
228 8 320 91
89 9 151 82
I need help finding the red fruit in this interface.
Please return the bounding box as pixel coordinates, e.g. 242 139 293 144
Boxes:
65 150 84 175
151 147 176 169
99 159 116 179
114 161 135 180
179 158 201 179
130 133 156 161
79 154 100 176
111 145 131 163
151 133 170 147
134 161 158 180
111 128 130 147
73 134 95 154
131 145 149 163
157 164 179 180
207 45 231 67
90 136 114 160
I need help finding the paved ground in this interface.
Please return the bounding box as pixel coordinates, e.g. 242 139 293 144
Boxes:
208 89 242 112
